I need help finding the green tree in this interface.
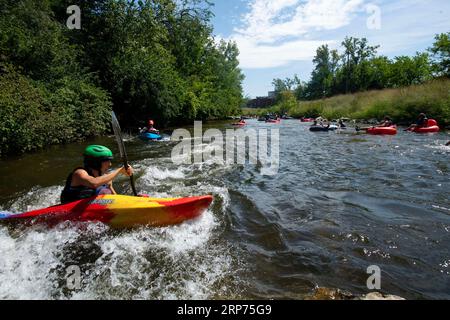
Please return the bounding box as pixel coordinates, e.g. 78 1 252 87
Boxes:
340 37 379 93
428 32 450 78
389 53 432 87
365 56 392 89
278 91 297 115
307 45 334 99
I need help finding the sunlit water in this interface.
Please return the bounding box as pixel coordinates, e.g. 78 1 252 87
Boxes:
0 120 449 299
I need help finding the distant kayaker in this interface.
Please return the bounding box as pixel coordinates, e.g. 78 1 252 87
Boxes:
145 120 160 134
60 145 134 204
406 113 428 131
446 141 450 146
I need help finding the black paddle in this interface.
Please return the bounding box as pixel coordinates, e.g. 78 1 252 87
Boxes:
111 111 138 196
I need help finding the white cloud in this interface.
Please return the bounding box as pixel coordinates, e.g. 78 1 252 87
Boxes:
231 35 336 69
230 0 367 69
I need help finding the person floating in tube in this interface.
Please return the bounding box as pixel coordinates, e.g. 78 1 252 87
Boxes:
338 119 347 129
405 113 428 131
356 116 394 131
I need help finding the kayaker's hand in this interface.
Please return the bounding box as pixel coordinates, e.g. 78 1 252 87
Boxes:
120 166 134 177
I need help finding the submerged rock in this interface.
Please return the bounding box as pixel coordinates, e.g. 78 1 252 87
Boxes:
361 292 405 300
307 287 405 300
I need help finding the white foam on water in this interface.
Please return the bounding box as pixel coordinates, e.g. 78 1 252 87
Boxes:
427 144 450 152
0 185 238 300
69 208 235 300
141 166 186 182
153 209 217 255
7 186 63 213
432 205 450 212
0 224 81 299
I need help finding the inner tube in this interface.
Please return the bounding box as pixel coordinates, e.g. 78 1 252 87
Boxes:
309 126 336 132
411 119 440 134
367 126 397 135
413 126 440 133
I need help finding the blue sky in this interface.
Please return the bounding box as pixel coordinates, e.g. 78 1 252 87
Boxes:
210 0 450 98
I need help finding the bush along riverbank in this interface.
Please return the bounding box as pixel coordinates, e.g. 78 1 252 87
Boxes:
0 65 112 157
245 79 450 128
0 0 244 157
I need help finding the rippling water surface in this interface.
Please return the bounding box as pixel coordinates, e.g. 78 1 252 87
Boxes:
0 120 449 299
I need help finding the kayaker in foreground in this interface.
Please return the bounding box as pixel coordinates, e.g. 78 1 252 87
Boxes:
60 145 134 204
446 141 450 146
405 113 428 131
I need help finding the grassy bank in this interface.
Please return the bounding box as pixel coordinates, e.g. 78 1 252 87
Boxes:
244 79 450 127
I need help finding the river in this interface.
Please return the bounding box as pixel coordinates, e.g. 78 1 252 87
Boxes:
0 120 449 299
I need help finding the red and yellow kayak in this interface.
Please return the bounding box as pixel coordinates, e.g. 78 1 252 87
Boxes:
0 195 213 229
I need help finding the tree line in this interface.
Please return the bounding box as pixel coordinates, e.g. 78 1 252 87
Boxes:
0 0 244 156
272 33 449 102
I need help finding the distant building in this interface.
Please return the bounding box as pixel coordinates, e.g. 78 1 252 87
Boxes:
246 96 276 108
246 91 277 108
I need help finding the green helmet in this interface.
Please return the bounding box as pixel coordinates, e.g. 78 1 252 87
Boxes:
83 145 113 161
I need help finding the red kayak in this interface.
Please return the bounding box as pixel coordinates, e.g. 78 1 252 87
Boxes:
232 121 246 127
0 195 213 229
266 119 281 123
301 118 314 122
410 119 440 133
367 126 398 135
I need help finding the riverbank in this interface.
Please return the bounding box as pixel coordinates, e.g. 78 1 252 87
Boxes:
243 79 450 128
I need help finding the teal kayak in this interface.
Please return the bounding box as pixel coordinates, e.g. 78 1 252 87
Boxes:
139 132 162 141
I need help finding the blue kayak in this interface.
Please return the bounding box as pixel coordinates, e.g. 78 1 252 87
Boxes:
139 132 162 141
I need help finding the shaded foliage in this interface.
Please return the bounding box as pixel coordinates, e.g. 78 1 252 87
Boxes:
0 0 244 155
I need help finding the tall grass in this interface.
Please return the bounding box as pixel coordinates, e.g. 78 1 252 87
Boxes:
245 79 450 127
